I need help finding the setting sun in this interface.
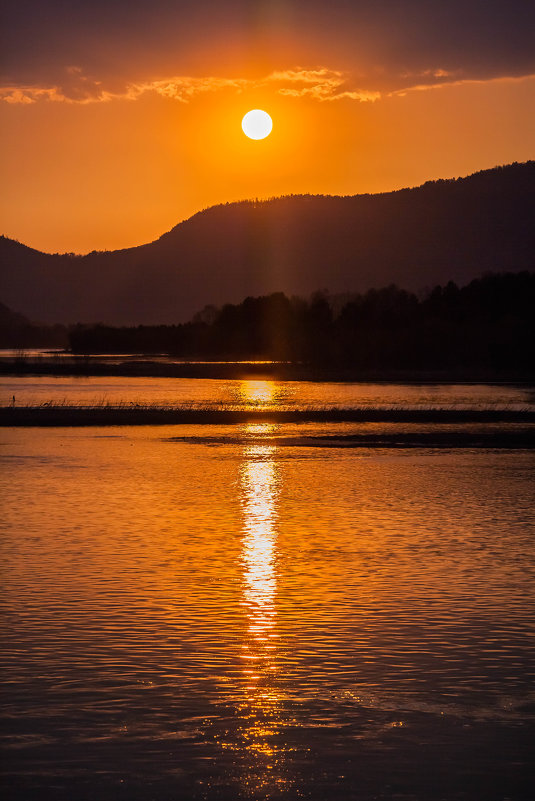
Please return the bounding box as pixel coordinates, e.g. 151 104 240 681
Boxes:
1 3 534 801
242 109 273 140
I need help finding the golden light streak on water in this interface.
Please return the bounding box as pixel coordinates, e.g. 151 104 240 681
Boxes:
238 380 276 406
238 424 291 791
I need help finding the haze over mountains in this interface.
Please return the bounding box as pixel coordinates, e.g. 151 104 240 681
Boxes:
1 162 534 326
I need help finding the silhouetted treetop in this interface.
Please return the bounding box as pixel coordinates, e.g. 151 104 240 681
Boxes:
68 272 535 374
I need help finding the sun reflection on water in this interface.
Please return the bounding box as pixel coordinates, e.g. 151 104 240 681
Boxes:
234 379 289 410
241 380 276 405
237 423 291 792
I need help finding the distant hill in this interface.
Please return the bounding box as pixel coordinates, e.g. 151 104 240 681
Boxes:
1 162 534 325
0 301 68 348
0 300 29 327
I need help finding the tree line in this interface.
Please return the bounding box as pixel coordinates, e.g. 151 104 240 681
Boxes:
68 272 534 372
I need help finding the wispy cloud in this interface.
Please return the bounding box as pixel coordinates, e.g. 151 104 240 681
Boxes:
270 69 380 102
2 86 116 105
3 66 531 106
400 67 458 81
125 75 250 102
390 71 535 97
0 68 380 105
1 69 119 105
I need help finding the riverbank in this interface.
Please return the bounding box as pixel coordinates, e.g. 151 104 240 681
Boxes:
1 356 534 384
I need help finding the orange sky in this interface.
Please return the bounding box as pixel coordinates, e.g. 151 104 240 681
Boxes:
1 1 534 254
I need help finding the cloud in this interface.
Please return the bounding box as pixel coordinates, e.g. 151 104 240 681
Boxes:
1 86 115 105
2 1 534 105
126 76 250 102
400 68 458 81
0 70 118 105
0 67 381 105
2 65 533 107
390 72 535 98
268 69 380 102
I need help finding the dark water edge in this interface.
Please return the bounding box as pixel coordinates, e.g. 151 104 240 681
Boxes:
2 716 534 801
2 356 535 384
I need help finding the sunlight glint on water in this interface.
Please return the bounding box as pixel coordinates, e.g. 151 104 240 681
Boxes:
238 427 289 794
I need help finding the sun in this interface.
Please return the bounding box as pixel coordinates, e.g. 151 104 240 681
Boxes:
241 109 273 140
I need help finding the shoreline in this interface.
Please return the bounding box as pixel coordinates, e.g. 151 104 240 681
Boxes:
1 358 534 384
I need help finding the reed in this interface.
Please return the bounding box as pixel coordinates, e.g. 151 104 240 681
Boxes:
1 403 534 427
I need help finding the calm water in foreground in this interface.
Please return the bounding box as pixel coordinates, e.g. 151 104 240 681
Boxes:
1 379 534 800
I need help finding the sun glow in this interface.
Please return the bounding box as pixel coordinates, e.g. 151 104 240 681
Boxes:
242 109 273 140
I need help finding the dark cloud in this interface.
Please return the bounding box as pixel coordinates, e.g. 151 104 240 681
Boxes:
1 0 534 93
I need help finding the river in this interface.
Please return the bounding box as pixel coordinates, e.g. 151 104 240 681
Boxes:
1 378 534 800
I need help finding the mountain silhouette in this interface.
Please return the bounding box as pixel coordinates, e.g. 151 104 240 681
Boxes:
0 300 30 328
1 162 534 325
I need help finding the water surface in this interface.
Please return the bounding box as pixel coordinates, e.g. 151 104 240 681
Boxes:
2 375 534 411
1 411 534 800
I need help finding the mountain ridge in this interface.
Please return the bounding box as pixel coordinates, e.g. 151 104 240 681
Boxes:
1 161 534 325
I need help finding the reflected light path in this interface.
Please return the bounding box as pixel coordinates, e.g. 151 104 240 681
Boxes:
233 379 290 410
238 422 291 794
241 380 276 406
242 449 277 645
